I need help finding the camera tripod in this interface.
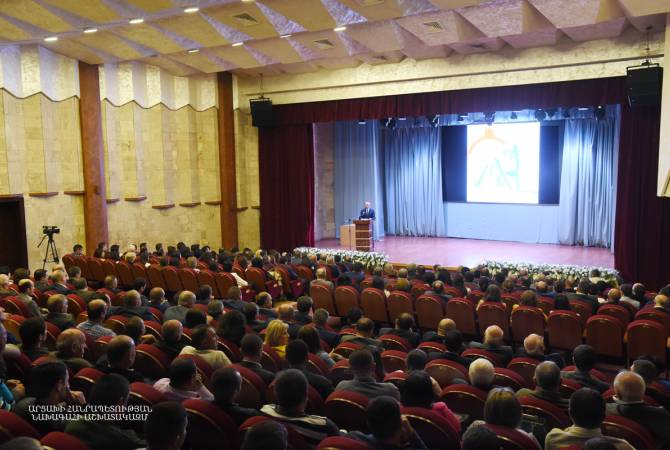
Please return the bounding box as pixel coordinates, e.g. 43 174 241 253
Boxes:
38 232 60 270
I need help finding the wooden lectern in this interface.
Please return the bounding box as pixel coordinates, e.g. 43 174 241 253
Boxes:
353 220 373 251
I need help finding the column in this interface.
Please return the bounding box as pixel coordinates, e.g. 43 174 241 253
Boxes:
217 72 238 248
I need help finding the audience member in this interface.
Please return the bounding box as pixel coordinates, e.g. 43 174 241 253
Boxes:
46 294 75 331
422 318 456 344
469 358 496 392
210 366 260 425
179 324 231 369
379 313 420 348
16 280 41 318
144 401 188 450
54 328 93 374
313 308 339 348
216 309 247 346
97 335 144 383
312 268 335 292
461 425 500 450
562 345 609 393
400 371 461 435
154 319 186 359
469 325 513 366
243 302 266 333
341 318 383 350
239 333 275 385
148 287 169 313
516 361 569 410
428 329 473 369
241 420 288 450
77 299 116 339
336 349 399 400
517 334 565 367
277 304 300 339
285 339 334 399
294 296 313 325
154 357 213 401
265 319 290 358
18 317 49 361
164 290 195 324
184 308 207 329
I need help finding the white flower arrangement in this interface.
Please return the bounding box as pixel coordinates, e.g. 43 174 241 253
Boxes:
294 247 389 270
481 260 620 284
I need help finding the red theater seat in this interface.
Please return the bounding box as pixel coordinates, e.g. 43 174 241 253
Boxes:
70 367 105 398
494 367 529 391
334 286 360 317
307 353 330 376
311 283 337 316
360 288 389 323
627 319 668 365
183 399 236 450
511 305 546 343
477 302 510 340
0 411 40 444
41 432 91 450
597 303 631 327
134 344 171 381
481 423 542 450
462 348 501 367
381 350 407 373
446 298 477 337
324 390 369 433
317 436 374 450
178 269 199 293
519 395 571 430
601 415 656 450
328 359 353 385
426 359 468 389
585 315 624 359
239 416 310 450
387 291 414 323
401 406 461 450
439 384 488 421
379 334 411 352
230 363 267 409
547 310 582 351
415 295 445 331
507 357 540 388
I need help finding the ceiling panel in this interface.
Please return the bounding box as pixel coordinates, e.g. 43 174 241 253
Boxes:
261 0 337 31
205 3 280 40
0 17 32 41
113 24 184 54
346 20 403 53
336 0 406 21
561 17 628 41
396 10 484 46
140 55 200 77
155 14 230 48
41 0 120 23
617 0 670 17
46 39 106 64
170 51 232 73
1 0 73 33
73 32 145 60
122 0 176 14
291 30 352 60
245 38 305 64
207 45 264 68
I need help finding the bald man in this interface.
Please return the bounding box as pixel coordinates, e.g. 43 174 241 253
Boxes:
148 287 169 313
468 325 513 366
651 295 670 317
46 294 75 331
154 320 186 359
516 361 569 410
108 290 153 321
278 303 300 340
164 290 195 324
96 335 144 383
77 300 116 340
55 329 92 374
422 318 456 344
517 334 565 368
607 370 670 445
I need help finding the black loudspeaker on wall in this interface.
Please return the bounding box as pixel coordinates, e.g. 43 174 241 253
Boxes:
626 63 663 107
250 97 274 127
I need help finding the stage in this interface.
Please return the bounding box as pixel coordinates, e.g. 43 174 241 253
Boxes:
314 236 614 269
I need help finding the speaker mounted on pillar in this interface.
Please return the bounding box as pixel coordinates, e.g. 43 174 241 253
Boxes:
250 96 274 127
626 62 663 108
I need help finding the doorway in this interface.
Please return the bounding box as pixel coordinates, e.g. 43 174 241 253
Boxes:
0 196 29 272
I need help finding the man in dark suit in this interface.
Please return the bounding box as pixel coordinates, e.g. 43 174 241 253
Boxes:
379 313 420 348
286 340 333 400
468 325 514 367
108 290 154 321
49 270 70 295
294 296 313 326
33 269 50 293
72 278 95 303
561 345 609 393
516 333 565 368
210 367 260 426
313 308 339 348
566 279 599 312
428 330 473 369
359 201 376 220
46 294 75 331
238 334 275 386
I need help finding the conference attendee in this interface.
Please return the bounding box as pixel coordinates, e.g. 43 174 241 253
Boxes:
108 289 154 321
422 318 456 344
72 278 95 303
255 292 278 319
77 299 116 339
97 335 144 383
336 349 400 400
208 300 224 326
183 308 207 329
216 309 247 346
286 339 334 399
632 283 648 307
299 325 336 368
239 334 275 386
222 260 248 288
428 329 473 370
13 361 84 435
619 284 640 310
516 361 569 410
424 280 452 304
260 369 340 446
468 325 513 366
379 313 421 348
153 320 186 360
348 396 427 450
606 370 670 445
294 296 313 325
16 279 41 318
18 317 49 361
476 285 504 309
265 319 290 358
341 317 383 350
604 288 622 305
313 308 339 348
144 401 188 450
102 275 121 295
154 358 214 401
469 358 497 392
461 425 500 450
148 287 169 313
46 294 75 331
196 284 214 305
210 367 260 425
349 262 366 285
359 201 376 220
33 269 50 293
562 345 609 393
400 371 461 435
54 329 93 374
311 268 334 293
277 303 300 339
65 374 146 450
49 270 70 295
567 280 599 312
630 358 670 409
552 294 572 311
164 290 195 324
546 388 634 450
0 275 14 298
179 324 231 370
649 294 670 317
516 333 565 368
243 302 266 333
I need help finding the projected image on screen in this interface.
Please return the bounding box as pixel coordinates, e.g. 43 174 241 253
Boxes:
467 122 540 204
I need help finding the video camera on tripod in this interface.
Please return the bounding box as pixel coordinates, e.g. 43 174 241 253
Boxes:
38 225 61 269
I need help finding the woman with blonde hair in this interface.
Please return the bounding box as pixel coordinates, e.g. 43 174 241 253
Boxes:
264 319 289 358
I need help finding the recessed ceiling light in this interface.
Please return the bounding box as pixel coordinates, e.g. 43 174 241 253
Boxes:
44 36 58 42
83 27 98 34
129 18 144 24
232 42 243 47
241 0 255 2
183 6 199 13
187 48 199 53
333 26 347 32
280 34 292 38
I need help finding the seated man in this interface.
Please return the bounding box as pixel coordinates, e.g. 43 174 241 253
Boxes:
178 324 231 370
210 366 260 426
348 395 427 450
154 358 213 401
144 402 188 450
238 333 275 386
606 370 670 446
46 294 75 331
255 292 278 319
545 388 634 450
18 317 49 361
148 287 169 313
313 308 338 349
65 374 145 450
286 339 333 400
561 345 609 393
54 329 93 374
108 290 154 321
424 280 452 304
96 335 144 383
468 325 513 366
379 313 420 348
261 369 340 446
77 299 116 339
49 270 70 295
243 302 267 333
151 320 185 360
516 361 569 410
72 278 95 303
340 317 383 350
422 318 456 344
336 349 400 400
311 268 334 292
517 334 565 368
241 420 288 450
294 296 313 326
33 269 50 292
164 290 195 324
469 358 496 392
222 286 246 312
277 304 300 340
16 279 41 318
428 329 473 368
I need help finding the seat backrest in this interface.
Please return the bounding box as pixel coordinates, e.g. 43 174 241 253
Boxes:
131 263 148 285
146 265 166 290
425 359 468 389
519 395 571 430
417 341 447 354
324 390 369 433
585 315 624 359
116 261 135 288
401 406 460 450
295 265 314 281
70 367 105 398
445 298 477 337
415 295 445 331
239 415 310 450
379 334 411 352
510 306 545 343
601 414 656 450
0 411 41 444
218 338 242 363
597 303 631 327
134 344 171 381
316 436 374 450
215 272 237 299
128 382 167 406
627 319 668 364
380 350 407 373
162 267 183 292
462 348 501 367
261 344 285 373
310 283 337 316
176 354 214 384
88 258 106 283
197 270 219 297
178 269 200 293
360 288 389 323
439 384 487 421
182 399 236 450
547 310 583 351
2 296 30 317
66 294 87 316
230 363 267 409
477 302 510 338
44 321 62 350
537 297 554 316
334 286 360 317
332 342 362 359
568 299 593 326
506 357 540 388
635 309 670 336
246 267 268 293
494 367 529 391
387 291 414 323
328 359 353 385
481 423 542 450
41 431 91 450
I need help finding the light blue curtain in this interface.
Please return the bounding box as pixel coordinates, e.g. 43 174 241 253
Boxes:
333 121 385 239
383 127 446 236
558 106 619 248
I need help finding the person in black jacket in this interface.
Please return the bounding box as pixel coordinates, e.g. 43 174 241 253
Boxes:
379 313 421 348
286 339 333 400
210 367 260 426
238 334 275 386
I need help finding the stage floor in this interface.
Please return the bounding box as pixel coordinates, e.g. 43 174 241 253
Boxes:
315 236 614 269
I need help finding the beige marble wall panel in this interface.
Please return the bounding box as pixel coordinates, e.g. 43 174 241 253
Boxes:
40 96 60 192
233 109 260 249
55 98 83 192
101 101 121 199
0 92 8 194
22 95 46 193
117 103 138 198
1 92 24 194
313 122 335 240
132 103 147 197
173 107 195 204
161 107 177 205
143 106 167 205
196 108 219 203
659 14 670 196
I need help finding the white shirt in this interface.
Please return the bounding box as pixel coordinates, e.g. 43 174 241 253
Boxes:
178 346 231 370
231 272 248 288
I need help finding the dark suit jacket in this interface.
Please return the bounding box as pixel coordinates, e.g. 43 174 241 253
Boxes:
35 281 51 292
46 312 76 331
259 307 278 319
299 367 334 400
294 311 312 326
316 326 339 348
222 298 246 312
50 283 70 295
515 348 566 368
428 350 473 368
469 341 514 366
213 401 260 426
154 339 187 360
108 306 154 321
359 208 376 220
379 328 420 348
421 331 446 343
238 360 275 386
561 370 609 393
606 400 670 444
566 292 600 312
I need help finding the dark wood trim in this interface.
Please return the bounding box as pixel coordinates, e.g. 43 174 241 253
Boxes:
124 196 147 202
152 204 175 210
28 192 58 198
0 194 23 199
179 202 201 207
0 196 28 270
106 198 120 204
233 207 248 212
217 72 238 248
204 200 221 205
250 205 260 210
64 190 85 196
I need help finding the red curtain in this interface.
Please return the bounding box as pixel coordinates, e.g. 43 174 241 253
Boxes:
614 104 670 288
258 124 314 251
